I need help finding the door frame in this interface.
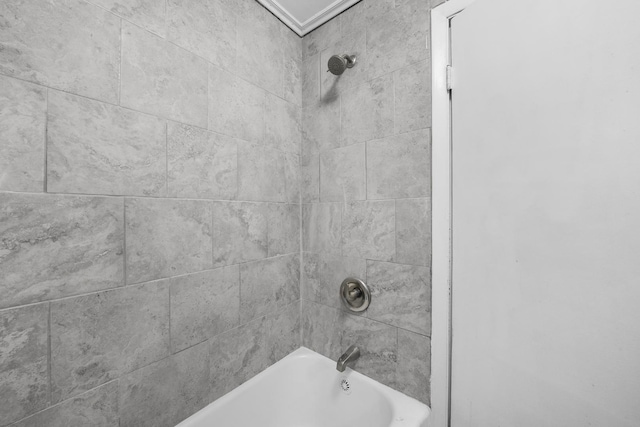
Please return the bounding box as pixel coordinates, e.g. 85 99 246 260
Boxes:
429 1 475 425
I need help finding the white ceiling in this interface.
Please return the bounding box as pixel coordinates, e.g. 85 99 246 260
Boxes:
257 0 362 36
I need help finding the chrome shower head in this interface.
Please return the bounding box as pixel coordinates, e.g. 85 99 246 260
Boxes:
328 54 356 75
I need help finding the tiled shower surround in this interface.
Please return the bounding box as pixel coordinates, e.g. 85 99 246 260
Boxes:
300 0 438 405
0 0 301 425
0 0 437 425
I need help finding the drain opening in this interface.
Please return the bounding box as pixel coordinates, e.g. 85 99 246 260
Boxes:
340 378 352 394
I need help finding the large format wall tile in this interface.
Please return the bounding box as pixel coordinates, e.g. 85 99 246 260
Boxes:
167 0 236 70
268 204 300 257
169 266 240 352
236 3 284 96
237 142 287 202
397 329 431 404
267 302 301 363
366 129 430 199
394 60 431 134
320 144 366 202
209 316 269 401
301 150 320 203
283 34 302 98
125 198 212 284
239 254 300 323
12 381 119 427
167 122 238 200
209 66 265 142
284 152 301 204
341 74 394 146
0 193 124 309
396 198 431 267
0 304 48 426
301 299 344 359
47 91 166 197
0 76 46 192
284 58 302 106
342 200 395 261
89 0 166 37
119 341 210 427
302 252 366 309
302 97 341 153
366 261 431 335
0 0 120 103
367 0 430 80
212 201 268 267
302 203 342 253
301 55 320 107
50 282 170 402
121 22 208 128
265 93 301 153
281 25 303 63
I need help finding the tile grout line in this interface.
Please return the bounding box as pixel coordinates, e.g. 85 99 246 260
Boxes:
237 263 242 328
122 198 127 287
164 120 169 198
298 137 304 335
266 202 271 258
394 199 398 262
117 376 122 427
43 88 49 193
395 325 400 376
0 250 427 315
11 380 120 426
304 298 432 339
206 50 211 135
364 140 368 200
168 274 173 355
0 189 309 204
392 57 397 136
119 17 123 106
47 302 52 406
297 45 304 342
338 93 344 258
211 201 215 275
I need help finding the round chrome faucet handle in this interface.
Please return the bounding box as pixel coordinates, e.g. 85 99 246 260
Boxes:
340 277 371 312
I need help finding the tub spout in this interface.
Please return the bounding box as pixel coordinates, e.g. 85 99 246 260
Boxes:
336 345 360 372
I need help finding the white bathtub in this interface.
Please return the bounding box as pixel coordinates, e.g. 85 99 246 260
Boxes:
177 347 430 427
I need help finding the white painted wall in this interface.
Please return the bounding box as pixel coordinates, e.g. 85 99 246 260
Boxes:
449 0 640 425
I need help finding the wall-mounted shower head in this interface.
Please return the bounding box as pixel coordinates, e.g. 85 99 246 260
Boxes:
328 54 357 75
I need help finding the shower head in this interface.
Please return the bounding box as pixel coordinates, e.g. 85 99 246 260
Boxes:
327 54 356 75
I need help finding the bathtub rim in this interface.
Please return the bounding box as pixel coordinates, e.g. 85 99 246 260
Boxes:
176 346 431 427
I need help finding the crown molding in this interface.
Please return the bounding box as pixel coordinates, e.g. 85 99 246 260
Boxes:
257 0 362 36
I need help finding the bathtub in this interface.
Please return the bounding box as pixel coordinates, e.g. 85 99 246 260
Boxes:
177 347 430 427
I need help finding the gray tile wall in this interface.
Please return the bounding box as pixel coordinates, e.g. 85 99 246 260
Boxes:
0 1 301 426
1 0 438 423
300 0 437 405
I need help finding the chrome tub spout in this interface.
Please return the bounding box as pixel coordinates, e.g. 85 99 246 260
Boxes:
336 345 360 372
